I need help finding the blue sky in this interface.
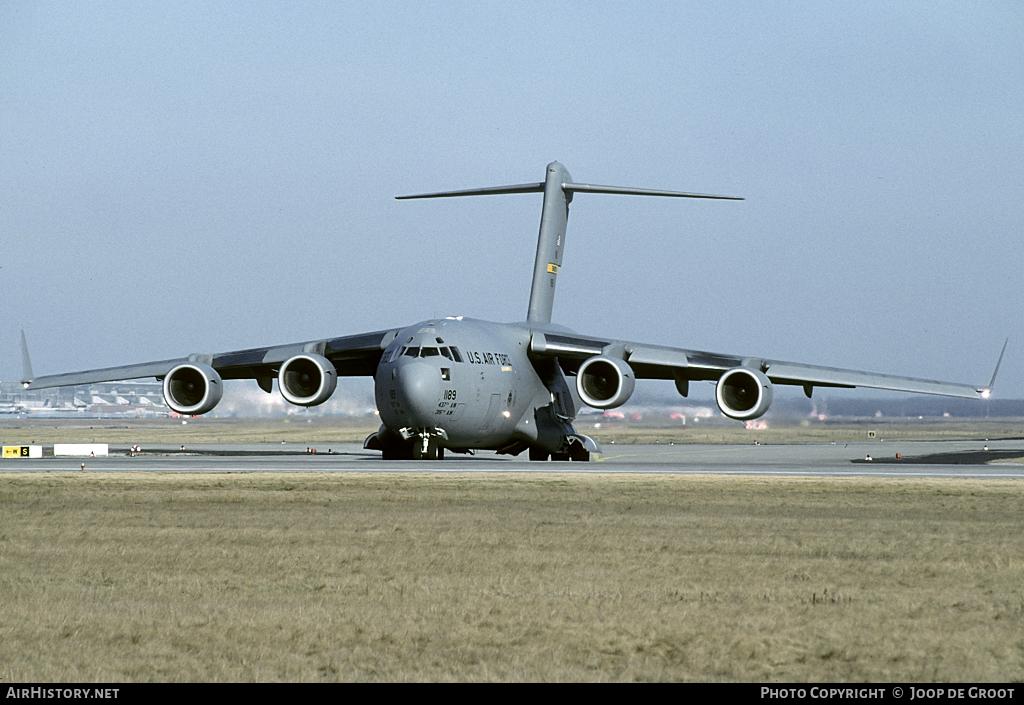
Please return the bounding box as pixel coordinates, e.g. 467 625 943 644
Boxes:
3 2 1021 405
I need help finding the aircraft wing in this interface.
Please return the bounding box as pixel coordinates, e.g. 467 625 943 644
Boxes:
529 330 999 399
24 358 189 390
23 329 401 390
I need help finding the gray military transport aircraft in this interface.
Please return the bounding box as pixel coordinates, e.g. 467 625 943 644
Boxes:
22 162 1005 460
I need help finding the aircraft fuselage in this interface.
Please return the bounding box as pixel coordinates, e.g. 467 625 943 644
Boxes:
372 316 580 458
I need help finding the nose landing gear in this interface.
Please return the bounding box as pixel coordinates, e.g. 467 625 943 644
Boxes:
366 426 447 460
413 433 445 461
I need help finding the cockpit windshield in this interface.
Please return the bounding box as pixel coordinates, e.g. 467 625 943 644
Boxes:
391 344 464 363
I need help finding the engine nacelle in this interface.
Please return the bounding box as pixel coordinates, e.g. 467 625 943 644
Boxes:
278 353 338 406
163 363 224 415
576 355 636 409
716 367 773 420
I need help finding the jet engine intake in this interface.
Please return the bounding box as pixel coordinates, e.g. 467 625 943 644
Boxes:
163 363 224 415
576 355 635 409
278 353 338 406
716 367 773 420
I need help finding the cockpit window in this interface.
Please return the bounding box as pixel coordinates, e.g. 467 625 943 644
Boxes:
392 344 465 363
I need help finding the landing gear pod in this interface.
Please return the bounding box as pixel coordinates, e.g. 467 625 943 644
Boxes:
576 355 635 409
163 363 224 415
716 367 773 420
278 353 338 406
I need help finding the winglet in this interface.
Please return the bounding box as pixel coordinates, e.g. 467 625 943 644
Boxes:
979 338 1008 398
20 330 34 387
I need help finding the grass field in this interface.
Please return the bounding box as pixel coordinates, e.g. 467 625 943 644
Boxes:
1 471 1022 682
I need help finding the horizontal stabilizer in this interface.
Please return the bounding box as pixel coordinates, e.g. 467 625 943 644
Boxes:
565 183 742 200
397 182 544 199
397 182 742 201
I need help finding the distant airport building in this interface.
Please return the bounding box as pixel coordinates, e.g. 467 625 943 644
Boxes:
0 379 166 418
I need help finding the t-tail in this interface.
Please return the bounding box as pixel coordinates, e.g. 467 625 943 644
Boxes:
397 161 742 324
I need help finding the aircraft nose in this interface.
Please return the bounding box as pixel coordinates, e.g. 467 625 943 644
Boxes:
394 361 441 427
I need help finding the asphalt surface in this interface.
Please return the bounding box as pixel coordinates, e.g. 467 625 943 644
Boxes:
4 440 1024 478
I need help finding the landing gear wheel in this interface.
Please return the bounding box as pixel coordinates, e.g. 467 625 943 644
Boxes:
529 446 549 461
413 436 444 460
382 439 412 460
569 445 591 462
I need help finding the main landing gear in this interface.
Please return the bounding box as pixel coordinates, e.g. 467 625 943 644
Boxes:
528 444 590 462
527 433 599 461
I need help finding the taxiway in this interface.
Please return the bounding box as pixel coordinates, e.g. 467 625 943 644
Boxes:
3 439 1024 479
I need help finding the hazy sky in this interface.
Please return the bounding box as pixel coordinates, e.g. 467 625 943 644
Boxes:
3 2 1022 406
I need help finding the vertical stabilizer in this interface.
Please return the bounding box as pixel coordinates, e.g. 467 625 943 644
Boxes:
526 161 744 324
527 162 573 324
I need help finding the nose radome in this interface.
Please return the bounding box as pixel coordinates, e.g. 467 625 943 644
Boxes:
394 361 441 427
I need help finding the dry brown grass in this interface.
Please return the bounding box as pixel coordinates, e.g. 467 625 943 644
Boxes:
1 472 1022 682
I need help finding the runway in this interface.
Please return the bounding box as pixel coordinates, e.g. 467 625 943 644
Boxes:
4 439 1024 479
